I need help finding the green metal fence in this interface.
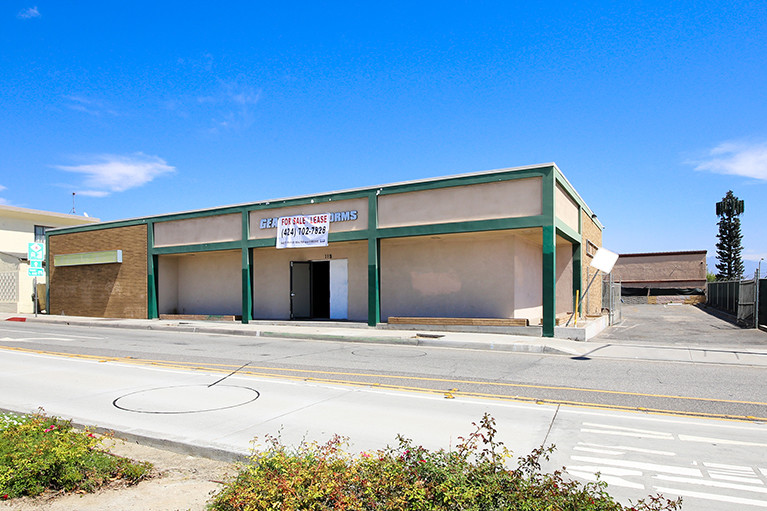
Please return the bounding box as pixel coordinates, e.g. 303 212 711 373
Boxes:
708 277 767 327
706 280 740 315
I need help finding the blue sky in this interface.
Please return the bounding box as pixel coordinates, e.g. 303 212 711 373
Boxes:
2 1 766 274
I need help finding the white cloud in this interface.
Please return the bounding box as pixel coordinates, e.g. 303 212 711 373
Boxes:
54 153 175 196
76 190 111 198
743 251 767 262
17 6 40 19
63 95 119 116
690 140 767 181
196 80 262 133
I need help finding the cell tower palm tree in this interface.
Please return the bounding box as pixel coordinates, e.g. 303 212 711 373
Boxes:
715 190 745 281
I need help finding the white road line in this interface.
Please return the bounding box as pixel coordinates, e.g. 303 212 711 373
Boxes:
655 475 767 493
581 428 672 439
704 461 756 471
680 434 767 447
566 470 645 489
570 456 701 476
0 327 105 339
577 442 675 456
655 486 767 507
582 422 673 436
573 446 624 455
567 465 642 477
710 473 764 484
0 336 80 342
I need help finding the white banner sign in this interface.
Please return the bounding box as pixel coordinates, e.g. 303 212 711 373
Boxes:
276 214 330 249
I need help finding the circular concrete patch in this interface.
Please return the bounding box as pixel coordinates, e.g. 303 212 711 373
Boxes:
113 384 260 414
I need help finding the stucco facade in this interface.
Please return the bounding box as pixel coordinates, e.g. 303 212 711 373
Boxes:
612 251 707 289
47 163 603 337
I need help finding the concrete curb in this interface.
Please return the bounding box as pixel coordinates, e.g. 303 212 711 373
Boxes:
0 406 248 464
17 316 567 354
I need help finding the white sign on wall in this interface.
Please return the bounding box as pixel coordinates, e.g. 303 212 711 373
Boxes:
276 214 330 249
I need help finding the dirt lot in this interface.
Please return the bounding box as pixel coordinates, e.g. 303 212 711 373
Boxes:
0 440 237 511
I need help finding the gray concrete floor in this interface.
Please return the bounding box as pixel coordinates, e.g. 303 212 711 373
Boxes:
595 304 767 346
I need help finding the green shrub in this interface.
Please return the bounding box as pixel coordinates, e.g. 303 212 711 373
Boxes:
0 411 153 499
209 414 681 511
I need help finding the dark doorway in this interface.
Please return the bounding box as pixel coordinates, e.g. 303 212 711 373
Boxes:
290 261 330 319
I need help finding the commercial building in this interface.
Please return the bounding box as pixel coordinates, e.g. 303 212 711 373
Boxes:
46 163 603 337
612 250 707 304
0 205 96 314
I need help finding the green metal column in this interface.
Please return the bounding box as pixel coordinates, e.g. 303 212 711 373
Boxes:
541 168 556 337
146 221 159 319
367 191 381 326
573 205 583 319
572 242 582 319
241 211 253 323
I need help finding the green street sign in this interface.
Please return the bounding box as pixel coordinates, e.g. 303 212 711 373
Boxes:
28 242 44 262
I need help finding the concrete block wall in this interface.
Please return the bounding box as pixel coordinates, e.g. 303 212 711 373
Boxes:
49 224 148 318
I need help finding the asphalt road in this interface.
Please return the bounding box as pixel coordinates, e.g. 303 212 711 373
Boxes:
2 320 766 422
2 342 766 510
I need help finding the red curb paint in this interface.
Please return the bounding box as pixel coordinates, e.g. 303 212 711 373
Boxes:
5 317 26 322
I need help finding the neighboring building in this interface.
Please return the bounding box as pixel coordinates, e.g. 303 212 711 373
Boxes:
47 163 603 337
0 205 96 314
612 250 707 304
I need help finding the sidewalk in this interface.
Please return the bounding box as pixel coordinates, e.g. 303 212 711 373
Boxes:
5 312 767 367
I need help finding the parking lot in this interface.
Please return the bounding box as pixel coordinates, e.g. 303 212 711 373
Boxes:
596 303 767 346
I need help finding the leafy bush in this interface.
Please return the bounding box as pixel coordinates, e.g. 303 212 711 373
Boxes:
0 411 152 499
209 414 681 510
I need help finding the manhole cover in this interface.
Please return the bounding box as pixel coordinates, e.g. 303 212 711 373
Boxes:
113 384 260 414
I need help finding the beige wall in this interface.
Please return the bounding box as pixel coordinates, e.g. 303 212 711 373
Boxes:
157 255 179 314
513 231 543 321
249 198 368 239
612 252 707 287
380 229 544 322
154 214 241 247
0 206 95 254
251 241 368 320
555 183 580 232
158 250 241 315
378 178 542 229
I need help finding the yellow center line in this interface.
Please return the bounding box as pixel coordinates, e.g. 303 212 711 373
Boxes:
2 345 766 422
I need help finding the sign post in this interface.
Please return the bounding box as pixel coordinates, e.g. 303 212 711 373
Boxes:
28 242 46 316
565 247 619 327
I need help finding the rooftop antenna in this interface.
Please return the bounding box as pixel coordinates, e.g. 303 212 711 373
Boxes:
69 192 76 214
